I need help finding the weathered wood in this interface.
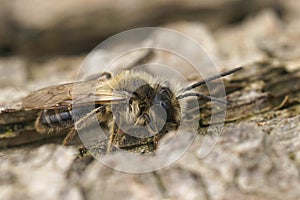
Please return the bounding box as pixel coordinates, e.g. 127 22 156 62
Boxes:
1 2 300 199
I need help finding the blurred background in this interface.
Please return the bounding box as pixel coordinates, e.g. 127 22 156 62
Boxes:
0 0 299 104
1 1 300 200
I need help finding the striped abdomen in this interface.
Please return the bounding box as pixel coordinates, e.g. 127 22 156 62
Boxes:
41 110 73 125
41 106 96 126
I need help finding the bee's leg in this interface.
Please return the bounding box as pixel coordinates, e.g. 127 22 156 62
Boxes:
152 134 159 150
107 118 127 153
84 72 112 81
107 122 118 153
62 128 77 145
63 106 104 146
145 133 159 152
107 111 126 153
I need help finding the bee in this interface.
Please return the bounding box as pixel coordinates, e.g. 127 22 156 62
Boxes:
20 67 242 153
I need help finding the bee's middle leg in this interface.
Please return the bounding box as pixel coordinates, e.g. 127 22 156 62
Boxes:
107 122 118 153
63 128 77 145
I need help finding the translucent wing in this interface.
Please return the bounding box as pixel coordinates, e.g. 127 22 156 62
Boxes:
22 79 128 110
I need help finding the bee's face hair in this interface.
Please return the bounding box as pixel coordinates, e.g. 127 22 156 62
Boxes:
111 71 181 133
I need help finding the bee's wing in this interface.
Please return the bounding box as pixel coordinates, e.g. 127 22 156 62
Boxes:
22 80 128 110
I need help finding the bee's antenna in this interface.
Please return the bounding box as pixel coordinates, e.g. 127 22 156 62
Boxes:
182 66 243 92
177 93 228 104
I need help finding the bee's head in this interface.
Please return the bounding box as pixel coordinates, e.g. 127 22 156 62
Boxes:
112 74 181 135
127 83 180 133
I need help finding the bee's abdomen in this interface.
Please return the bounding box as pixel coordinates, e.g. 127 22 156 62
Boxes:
41 106 100 126
41 110 73 125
